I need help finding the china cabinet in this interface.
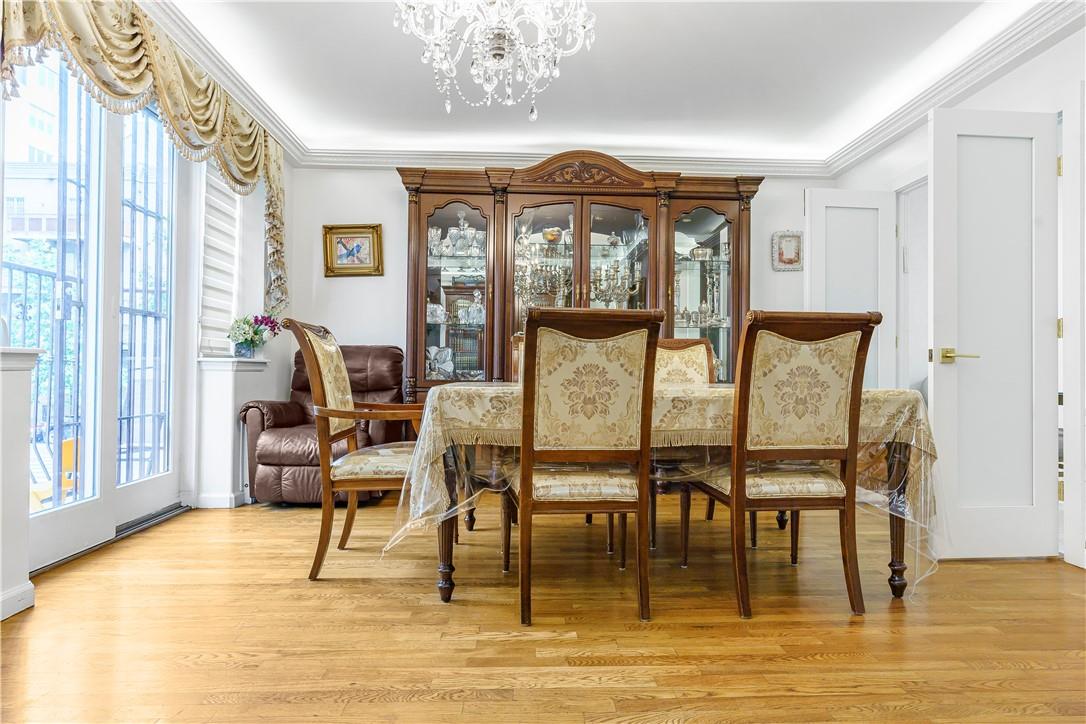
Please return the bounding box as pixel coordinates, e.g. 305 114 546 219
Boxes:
400 150 762 394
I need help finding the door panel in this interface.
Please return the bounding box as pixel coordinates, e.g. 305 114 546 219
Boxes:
929 108 1058 558
418 194 493 385
581 197 655 310
506 195 579 336
805 188 896 388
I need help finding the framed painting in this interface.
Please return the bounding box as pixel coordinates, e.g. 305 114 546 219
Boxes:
770 230 803 271
323 224 383 276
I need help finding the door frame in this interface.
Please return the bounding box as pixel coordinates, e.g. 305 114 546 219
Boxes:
1058 81 1085 568
895 176 928 391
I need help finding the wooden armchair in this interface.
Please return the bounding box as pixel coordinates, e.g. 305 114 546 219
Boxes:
284 319 423 580
503 308 662 624
680 311 880 617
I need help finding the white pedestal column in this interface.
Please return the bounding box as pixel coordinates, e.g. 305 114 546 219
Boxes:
1 348 43 619
195 357 269 508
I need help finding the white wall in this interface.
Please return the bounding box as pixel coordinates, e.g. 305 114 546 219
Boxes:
749 177 819 311
287 167 410 349
835 29 1085 191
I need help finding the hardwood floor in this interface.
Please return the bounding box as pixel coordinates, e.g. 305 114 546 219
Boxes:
2 493 1083 723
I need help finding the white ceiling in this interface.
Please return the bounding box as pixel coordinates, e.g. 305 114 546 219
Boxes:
171 1 1042 162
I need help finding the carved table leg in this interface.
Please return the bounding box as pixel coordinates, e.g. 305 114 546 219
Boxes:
886 441 910 598
776 510 788 530
888 513 907 598
438 514 456 603
438 449 458 602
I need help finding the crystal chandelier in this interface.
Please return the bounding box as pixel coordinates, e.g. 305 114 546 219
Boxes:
393 1 596 121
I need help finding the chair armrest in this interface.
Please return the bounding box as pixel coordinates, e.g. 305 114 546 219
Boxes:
314 403 424 434
238 400 307 430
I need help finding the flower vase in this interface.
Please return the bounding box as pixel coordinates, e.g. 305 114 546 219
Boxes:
233 342 255 359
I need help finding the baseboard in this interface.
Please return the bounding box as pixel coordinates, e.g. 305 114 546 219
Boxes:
1 581 35 620
195 491 246 508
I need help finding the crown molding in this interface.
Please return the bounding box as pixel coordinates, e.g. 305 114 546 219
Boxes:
298 148 833 177
139 0 308 164
826 1 1086 176
141 0 1084 179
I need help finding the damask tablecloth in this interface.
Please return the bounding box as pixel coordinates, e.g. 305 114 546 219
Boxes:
388 382 939 583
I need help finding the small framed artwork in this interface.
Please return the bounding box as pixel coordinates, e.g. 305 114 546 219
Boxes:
771 230 803 271
323 224 383 276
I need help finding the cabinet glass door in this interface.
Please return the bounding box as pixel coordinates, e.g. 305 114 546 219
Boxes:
673 206 732 381
423 201 488 382
586 202 650 310
510 200 576 333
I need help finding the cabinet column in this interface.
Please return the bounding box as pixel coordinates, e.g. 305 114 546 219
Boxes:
656 190 672 336
491 188 507 381
735 191 753 365
404 183 421 390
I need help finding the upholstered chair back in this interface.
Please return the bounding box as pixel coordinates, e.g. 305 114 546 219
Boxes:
533 328 648 450
521 308 663 456
734 311 881 459
285 320 355 438
654 338 714 385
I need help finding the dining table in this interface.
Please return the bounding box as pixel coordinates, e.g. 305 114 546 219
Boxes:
387 382 939 603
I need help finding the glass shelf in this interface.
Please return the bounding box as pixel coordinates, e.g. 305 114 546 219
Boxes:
427 254 486 265
426 322 486 330
675 258 731 271
674 319 731 330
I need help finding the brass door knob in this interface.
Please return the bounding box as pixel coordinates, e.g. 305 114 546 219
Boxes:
939 347 981 364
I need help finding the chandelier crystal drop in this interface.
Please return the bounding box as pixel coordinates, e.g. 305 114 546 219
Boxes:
393 1 596 120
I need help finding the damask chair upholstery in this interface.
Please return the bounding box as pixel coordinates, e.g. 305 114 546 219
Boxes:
504 308 662 624
681 310 880 617
240 345 408 504
283 319 423 580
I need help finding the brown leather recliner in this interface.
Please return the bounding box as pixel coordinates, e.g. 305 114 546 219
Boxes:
240 345 409 504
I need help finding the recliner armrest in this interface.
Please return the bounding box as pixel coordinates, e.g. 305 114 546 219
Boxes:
239 400 307 430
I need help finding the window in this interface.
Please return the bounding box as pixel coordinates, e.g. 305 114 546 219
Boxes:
198 168 241 356
1 54 101 512
116 108 175 486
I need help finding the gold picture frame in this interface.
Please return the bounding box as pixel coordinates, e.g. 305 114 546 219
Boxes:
323 224 384 276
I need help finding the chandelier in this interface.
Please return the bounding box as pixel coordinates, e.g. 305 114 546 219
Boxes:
393 1 596 121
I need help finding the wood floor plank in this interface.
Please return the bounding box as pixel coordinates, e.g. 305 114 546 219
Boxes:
2 493 1083 722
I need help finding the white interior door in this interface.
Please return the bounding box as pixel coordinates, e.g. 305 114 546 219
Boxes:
805 188 897 387
929 107 1058 558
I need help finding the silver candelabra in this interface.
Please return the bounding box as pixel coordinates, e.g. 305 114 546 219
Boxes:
513 259 574 321
590 261 642 309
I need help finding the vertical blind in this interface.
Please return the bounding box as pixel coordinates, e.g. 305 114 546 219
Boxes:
199 168 241 356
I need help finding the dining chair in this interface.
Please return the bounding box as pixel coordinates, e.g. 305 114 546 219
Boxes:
503 307 662 624
284 319 423 580
679 310 880 617
644 338 715 555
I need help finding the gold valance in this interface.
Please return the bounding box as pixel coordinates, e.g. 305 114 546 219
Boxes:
2 0 288 314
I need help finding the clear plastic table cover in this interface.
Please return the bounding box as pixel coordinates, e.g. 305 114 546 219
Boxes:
387 382 940 591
